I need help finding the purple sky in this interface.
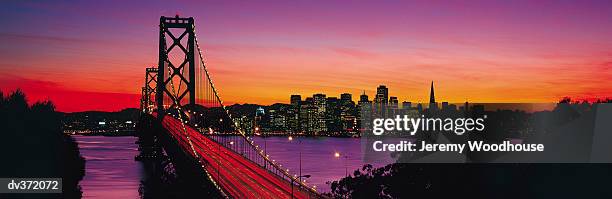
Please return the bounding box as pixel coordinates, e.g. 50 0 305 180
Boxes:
1 0 611 111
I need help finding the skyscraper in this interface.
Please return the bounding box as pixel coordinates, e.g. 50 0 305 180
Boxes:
340 93 352 103
442 102 449 110
389 96 399 109
326 97 341 133
254 107 265 133
288 95 301 132
312 94 327 132
268 109 286 130
389 96 398 104
290 94 301 106
359 91 369 104
313 94 327 109
299 103 317 134
429 81 438 110
388 96 399 116
402 101 412 109
357 91 372 134
375 85 388 104
430 81 436 104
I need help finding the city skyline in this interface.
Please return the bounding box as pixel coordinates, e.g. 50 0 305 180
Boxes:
1 1 612 112
286 83 439 106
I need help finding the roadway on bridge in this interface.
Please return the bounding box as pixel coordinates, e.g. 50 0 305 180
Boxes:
160 115 313 199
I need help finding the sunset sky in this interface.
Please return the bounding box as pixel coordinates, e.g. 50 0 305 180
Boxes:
1 0 611 112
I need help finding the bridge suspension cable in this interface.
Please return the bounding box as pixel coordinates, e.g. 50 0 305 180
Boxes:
150 15 323 198
161 41 229 197
165 92 230 197
192 26 321 196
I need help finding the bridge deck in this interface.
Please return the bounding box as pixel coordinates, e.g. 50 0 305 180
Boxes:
160 115 315 199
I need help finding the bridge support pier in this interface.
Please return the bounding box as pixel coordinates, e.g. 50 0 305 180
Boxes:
135 114 163 161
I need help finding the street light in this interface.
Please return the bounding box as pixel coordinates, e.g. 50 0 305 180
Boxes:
291 174 311 199
289 136 302 178
254 127 260 136
262 128 267 161
334 152 348 178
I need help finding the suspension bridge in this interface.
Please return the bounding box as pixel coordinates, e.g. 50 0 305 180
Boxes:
137 16 323 198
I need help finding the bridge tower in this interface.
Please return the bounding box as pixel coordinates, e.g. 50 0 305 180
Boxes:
140 86 147 112
156 15 196 116
142 67 158 113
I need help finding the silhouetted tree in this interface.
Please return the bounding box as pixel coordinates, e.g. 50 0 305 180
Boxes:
0 89 85 198
559 97 572 104
328 100 612 199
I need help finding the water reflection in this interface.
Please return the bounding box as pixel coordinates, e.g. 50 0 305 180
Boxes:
74 135 394 197
251 136 394 192
74 136 142 198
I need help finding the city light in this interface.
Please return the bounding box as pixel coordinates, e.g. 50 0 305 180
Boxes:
288 136 293 141
334 152 340 158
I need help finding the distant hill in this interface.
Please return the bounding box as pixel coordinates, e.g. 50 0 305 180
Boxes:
62 108 140 134
63 108 140 122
